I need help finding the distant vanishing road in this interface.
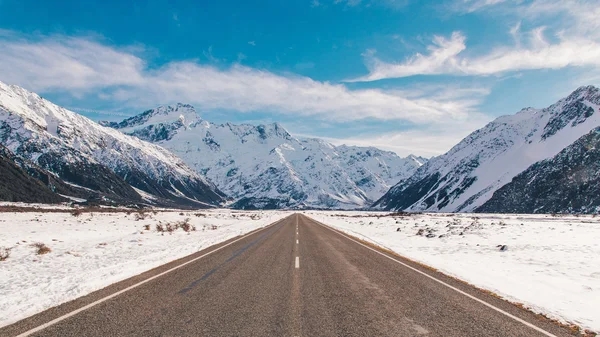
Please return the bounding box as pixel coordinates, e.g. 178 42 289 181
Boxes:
2 214 576 337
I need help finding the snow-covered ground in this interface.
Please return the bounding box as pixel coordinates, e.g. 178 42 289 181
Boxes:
2 208 598 334
305 211 600 334
0 208 287 328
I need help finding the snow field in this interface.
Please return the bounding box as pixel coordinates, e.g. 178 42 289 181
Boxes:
0 209 288 327
305 211 600 334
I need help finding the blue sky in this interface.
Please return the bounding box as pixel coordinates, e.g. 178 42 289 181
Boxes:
1 0 599 156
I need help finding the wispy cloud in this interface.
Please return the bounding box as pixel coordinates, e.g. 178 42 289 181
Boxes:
0 32 488 128
247 41 256 46
306 115 490 157
351 0 600 82
317 0 410 9
350 29 600 81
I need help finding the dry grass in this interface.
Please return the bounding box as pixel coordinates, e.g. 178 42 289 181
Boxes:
155 218 196 233
31 242 51 255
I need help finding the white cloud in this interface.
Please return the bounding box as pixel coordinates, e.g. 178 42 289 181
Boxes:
248 41 256 46
349 0 600 82
350 29 600 81
459 0 511 13
0 33 489 129
0 35 145 92
297 84 493 156
310 115 491 157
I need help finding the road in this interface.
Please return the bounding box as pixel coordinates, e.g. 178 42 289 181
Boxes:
1 214 576 336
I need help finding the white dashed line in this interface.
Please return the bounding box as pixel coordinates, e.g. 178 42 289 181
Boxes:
295 256 300 269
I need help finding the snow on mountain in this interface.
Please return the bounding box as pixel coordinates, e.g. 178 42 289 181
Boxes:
0 82 225 207
374 85 600 213
476 126 600 214
105 106 425 209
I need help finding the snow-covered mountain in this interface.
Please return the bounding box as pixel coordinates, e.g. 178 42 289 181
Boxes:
374 85 600 213
476 126 600 214
0 82 225 208
103 105 425 209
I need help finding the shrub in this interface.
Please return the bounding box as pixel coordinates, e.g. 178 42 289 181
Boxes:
31 242 51 255
0 247 11 261
71 209 83 217
143 224 150 231
156 223 165 232
180 218 192 232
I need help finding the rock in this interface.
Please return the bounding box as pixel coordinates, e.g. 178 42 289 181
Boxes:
416 229 425 236
396 228 401 232
426 233 436 238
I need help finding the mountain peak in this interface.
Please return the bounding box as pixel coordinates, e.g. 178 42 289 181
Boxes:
101 103 200 130
256 122 292 140
568 85 599 101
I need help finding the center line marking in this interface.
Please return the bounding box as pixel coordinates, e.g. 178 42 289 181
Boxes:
296 239 299 244
295 256 300 269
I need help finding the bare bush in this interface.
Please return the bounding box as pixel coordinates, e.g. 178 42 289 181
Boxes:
143 224 150 231
134 212 147 221
156 223 165 232
31 242 51 255
0 247 11 261
71 209 83 217
180 218 192 232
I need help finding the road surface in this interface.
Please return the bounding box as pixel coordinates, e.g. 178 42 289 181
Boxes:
1 214 576 336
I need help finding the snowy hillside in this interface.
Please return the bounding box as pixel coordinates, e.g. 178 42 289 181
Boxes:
375 85 600 213
0 82 225 208
104 105 425 209
477 126 600 213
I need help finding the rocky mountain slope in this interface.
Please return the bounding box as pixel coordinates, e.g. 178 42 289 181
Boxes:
103 104 426 209
0 144 67 204
374 85 600 213
0 82 225 208
476 127 600 214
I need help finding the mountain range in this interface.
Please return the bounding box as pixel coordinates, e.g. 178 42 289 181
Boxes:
0 81 225 208
101 104 426 209
0 81 424 209
2 79 600 214
375 85 600 214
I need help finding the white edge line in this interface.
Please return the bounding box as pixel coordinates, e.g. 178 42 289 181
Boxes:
295 256 300 269
15 215 292 337
308 216 557 337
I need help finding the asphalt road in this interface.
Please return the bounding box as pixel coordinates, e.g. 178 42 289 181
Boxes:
2 214 577 337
